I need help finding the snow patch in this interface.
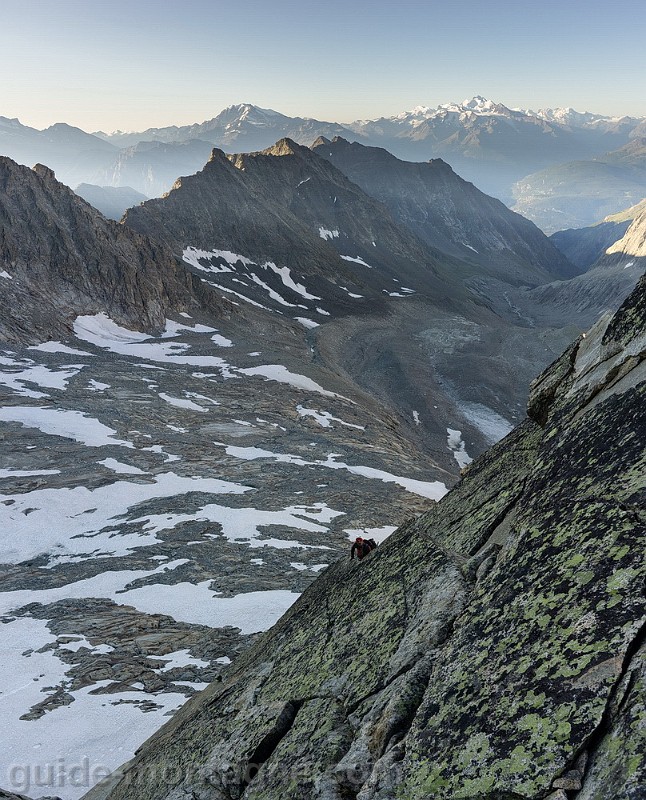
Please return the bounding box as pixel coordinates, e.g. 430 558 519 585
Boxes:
297 405 364 430
216 443 446 500
0 406 135 448
0 468 60 478
0 473 250 564
340 255 372 268
158 393 208 413
74 314 230 369
459 403 513 445
295 317 319 329
237 365 341 398
28 342 94 357
0 359 85 398
446 428 472 468
114 584 299 634
265 262 321 300
97 458 146 475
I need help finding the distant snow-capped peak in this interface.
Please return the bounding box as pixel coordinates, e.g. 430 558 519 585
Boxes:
358 97 645 130
461 95 499 112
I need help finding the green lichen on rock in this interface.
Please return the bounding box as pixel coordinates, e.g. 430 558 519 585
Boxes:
86 279 646 800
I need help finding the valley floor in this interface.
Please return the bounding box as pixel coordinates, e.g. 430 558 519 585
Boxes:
0 311 452 799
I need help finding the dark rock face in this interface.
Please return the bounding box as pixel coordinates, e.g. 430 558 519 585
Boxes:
84 274 645 799
313 136 577 282
0 157 213 343
123 145 354 276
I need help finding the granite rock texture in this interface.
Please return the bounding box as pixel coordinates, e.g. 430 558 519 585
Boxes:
84 284 645 798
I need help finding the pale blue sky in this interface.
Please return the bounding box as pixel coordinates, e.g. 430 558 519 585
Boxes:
2 0 645 131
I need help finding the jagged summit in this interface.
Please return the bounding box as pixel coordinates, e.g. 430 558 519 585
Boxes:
260 137 307 157
31 162 56 181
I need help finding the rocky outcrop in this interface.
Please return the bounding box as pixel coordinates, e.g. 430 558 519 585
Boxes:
85 275 645 798
0 157 218 343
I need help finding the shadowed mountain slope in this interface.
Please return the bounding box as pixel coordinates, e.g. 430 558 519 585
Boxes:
313 136 577 282
550 219 633 270
85 274 646 800
550 197 646 271
528 207 646 324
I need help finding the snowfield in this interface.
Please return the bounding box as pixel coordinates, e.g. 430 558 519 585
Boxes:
0 312 449 798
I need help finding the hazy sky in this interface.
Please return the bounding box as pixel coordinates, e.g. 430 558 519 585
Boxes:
2 0 645 131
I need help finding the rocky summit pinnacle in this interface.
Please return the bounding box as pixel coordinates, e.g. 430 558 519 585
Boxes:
84 275 645 799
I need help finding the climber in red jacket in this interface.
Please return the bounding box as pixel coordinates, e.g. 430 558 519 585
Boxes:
350 536 377 560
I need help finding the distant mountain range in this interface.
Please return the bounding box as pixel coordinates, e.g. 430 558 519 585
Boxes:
2 98 644 212
74 183 148 220
512 138 646 232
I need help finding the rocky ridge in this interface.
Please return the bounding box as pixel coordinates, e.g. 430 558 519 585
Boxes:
85 276 645 800
123 138 456 310
0 158 218 343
